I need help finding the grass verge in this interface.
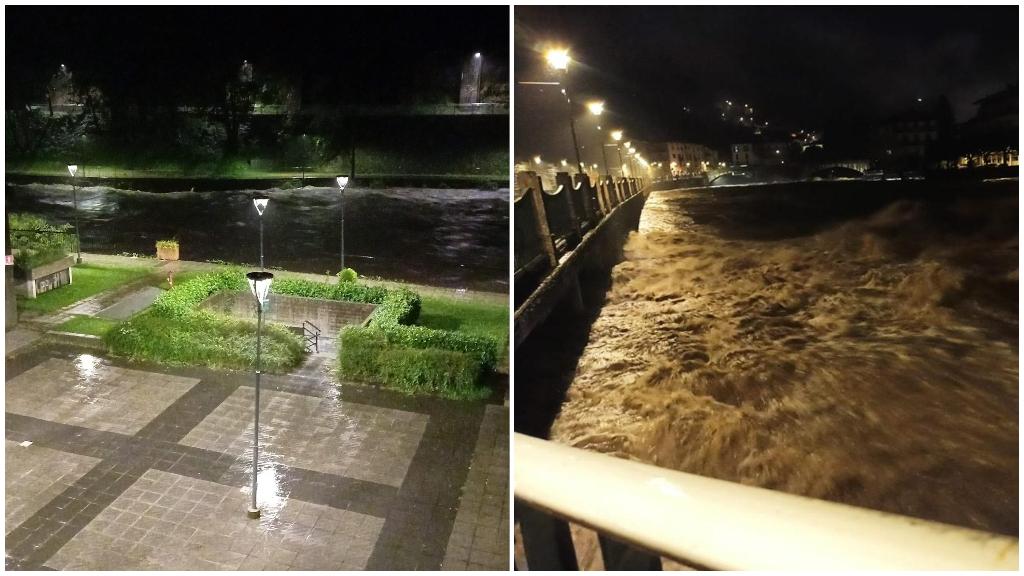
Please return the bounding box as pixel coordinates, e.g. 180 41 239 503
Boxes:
55 315 117 337
17 264 151 314
418 294 509 364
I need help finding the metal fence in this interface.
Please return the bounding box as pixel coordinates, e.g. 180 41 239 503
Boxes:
514 434 1019 571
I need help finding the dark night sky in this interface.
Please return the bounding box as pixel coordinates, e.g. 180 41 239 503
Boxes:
7 6 508 106
515 5 1018 162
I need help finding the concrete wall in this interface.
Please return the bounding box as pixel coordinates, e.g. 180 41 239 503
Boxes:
201 291 376 336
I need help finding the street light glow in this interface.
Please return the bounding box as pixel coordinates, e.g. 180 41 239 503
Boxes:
587 101 605 116
545 48 571 71
474 52 481 58
611 130 623 141
533 155 543 165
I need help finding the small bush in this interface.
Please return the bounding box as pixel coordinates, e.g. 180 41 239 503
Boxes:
9 213 73 270
337 268 358 283
155 239 179 250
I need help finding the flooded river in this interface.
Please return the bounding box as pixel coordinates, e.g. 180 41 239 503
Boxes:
549 179 1018 535
5 183 509 292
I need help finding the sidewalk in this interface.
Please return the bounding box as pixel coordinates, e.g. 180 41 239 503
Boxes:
5 253 511 570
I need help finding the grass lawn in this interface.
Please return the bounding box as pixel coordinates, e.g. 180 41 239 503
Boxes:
17 264 152 314
418 294 509 364
55 315 118 337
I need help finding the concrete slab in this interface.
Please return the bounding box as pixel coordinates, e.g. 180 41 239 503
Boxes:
94 286 163 320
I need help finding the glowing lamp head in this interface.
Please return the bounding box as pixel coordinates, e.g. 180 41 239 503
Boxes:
611 130 623 142
67 164 78 177
587 101 605 116
533 155 543 165
336 175 349 190
560 159 568 167
474 52 481 58
252 193 269 216
246 271 274 305
545 48 571 71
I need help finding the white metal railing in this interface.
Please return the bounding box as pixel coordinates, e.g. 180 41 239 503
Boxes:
514 433 1019 571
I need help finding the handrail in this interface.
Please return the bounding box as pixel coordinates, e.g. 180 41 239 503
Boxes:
514 433 1018 571
302 319 320 353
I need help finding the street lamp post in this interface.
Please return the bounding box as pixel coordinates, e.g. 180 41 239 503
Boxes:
610 131 626 178
245 270 274 520
587 102 610 175
545 49 584 175
252 193 269 270
336 176 349 277
67 165 82 264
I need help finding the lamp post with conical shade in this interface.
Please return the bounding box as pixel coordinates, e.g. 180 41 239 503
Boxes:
67 164 82 263
245 270 273 519
252 193 269 270
336 176 349 278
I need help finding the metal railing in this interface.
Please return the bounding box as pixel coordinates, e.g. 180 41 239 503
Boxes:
302 320 321 353
514 433 1019 571
513 171 645 282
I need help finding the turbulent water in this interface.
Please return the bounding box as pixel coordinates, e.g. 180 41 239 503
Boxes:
5 183 509 292
550 180 1019 535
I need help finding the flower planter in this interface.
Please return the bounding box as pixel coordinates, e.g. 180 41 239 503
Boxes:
156 243 179 261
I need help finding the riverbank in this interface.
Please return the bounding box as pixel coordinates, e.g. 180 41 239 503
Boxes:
5 169 508 191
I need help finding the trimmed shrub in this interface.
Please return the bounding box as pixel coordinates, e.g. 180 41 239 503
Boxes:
150 268 246 317
377 347 483 399
338 326 486 400
379 324 497 370
337 268 358 283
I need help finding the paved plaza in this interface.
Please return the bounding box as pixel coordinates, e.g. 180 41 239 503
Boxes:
5 343 509 570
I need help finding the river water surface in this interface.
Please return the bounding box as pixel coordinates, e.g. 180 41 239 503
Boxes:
549 180 1018 535
6 183 509 292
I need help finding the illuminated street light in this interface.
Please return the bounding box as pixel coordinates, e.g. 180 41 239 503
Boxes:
244 270 274 520
544 47 583 174
533 155 543 165
67 164 82 264
560 159 568 167
544 48 571 71
611 130 623 142
587 101 604 116
336 176 350 276
252 192 269 269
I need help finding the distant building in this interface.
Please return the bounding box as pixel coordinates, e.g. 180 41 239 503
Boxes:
731 141 792 166
876 98 954 167
665 142 718 175
956 85 1018 168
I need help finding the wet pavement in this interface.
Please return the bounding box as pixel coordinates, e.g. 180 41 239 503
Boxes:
5 343 509 570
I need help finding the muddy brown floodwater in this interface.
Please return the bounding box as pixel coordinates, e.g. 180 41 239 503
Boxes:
549 180 1018 536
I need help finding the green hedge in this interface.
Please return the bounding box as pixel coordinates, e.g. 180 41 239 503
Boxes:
107 268 304 372
115 268 496 398
338 327 485 400
9 213 73 270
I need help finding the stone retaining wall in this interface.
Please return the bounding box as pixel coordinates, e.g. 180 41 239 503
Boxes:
201 291 376 335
